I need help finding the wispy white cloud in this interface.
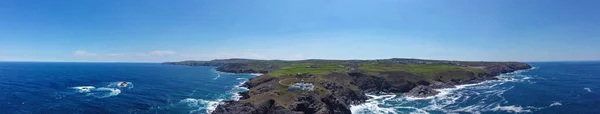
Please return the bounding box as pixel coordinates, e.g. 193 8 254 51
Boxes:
73 50 176 57
135 53 149 57
73 50 98 56
149 50 176 56
289 54 308 60
208 52 267 59
136 50 177 56
106 53 125 57
181 52 311 60
67 50 183 62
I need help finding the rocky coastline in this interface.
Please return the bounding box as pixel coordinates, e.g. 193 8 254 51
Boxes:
164 58 532 114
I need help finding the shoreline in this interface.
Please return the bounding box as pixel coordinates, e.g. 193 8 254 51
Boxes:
217 69 260 101
205 69 260 113
351 67 536 113
212 68 264 76
404 67 534 99
216 67 533 113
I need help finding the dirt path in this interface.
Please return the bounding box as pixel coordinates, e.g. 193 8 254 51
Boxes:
278 79 289 87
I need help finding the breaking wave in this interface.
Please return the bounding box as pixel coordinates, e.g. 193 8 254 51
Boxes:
350 94 399 114
213 73 221 80
584 88 592 92
182 98 223 114
229 79 250 101
550 102 562 107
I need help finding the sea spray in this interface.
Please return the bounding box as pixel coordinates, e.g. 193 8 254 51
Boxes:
350 94 398 114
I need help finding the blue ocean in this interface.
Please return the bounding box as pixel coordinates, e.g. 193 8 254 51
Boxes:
351 62 600 114
0 62 255 114
1 62 599 114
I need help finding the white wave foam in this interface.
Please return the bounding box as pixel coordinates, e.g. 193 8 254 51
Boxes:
584 88 592 92
452 104 485 114
230 80 250 101
392 106 430 114
181 98 223 114
350 94 398 114
71 86 96 93
89 87 121 98
249 73 263 76
550 102 562 107
71 81 132 98
490 105 532 113
213 73 221 80
236 78 247 80
504 67 537 76
404 82 486 101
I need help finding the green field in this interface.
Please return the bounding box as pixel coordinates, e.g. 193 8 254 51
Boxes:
266 63 350 76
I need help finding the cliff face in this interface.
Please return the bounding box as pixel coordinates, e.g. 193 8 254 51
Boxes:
164 59 532 114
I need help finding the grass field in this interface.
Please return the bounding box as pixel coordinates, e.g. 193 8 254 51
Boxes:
266 63 349 76
359 62 485 76
263 61 487 79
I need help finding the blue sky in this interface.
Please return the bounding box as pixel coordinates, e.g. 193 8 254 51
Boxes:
1 0 599 62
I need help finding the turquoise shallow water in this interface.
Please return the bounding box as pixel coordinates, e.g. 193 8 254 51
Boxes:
351 62 600 114
0 62 255 114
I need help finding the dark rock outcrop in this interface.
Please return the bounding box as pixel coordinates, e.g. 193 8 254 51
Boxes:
213 100 294 114
212 101 256 114
319 80 369 113
242 76 276 89
403 85 440 98
239 91 250 100
291 95 325 114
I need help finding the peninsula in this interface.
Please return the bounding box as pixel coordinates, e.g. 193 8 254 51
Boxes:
164 58 531 114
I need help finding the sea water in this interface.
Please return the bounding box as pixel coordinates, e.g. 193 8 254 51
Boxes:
351 61 600 114
1 62 599 114
0 62 255 113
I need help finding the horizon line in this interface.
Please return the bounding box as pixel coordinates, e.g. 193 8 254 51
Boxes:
2 58 599 63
